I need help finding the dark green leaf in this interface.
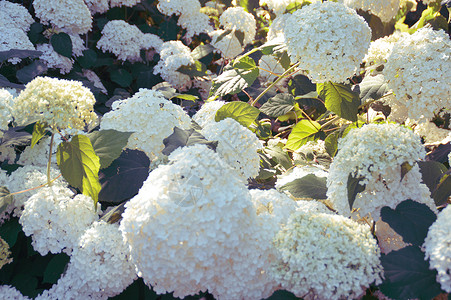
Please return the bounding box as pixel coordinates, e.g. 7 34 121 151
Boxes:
191 44 215 61
177 61 208 77
274 50 291 70
11 273 38 298
232 56 256 70
264 145 292 170
56 135 101 207
0 218 21 247
280 174 328 199
30 121 48 149
0 74 24 89
43 253 70 284
260 94 296 117
98 149 150 203
356 74 389 104
285 120 322 151
215 101 260 128
425 142 451 164
234 30 245 46
324 131 339 157
380 199 437 246
158 19 178 41
50 33 72 58
418 161 448 195
347 173 366 210
0 186 13 216
288 74 316 97
317 82 361 122
162 125 218 156
99 202 127 224
266 290 299 300
77 49 98 69
110 69 133 87
400 162 413 182
16 60 48 84
432 172 451 206
136 70 162 89
214 29 233 44
87 130 132 169
28 22 46 44
0 49 42 63
285 0 306 13
380 246 442 300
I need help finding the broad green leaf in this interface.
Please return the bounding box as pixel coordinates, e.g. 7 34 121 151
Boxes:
50 33 72 58
380 246 442 300
0 186 13 216
260 94 296 118
87 130 132 169
110 69 132 87
215 101 260 128
432 172 451 206
214 29 233 44
258 38 287 55
324 131 339 157
264 145 292 170
317 81 361 122
0 74 24 89
0 218 21 247
234 30 245 46
347 173 366 210
381 199 437 246
191 44 215 61
16 60 48 84
266 290 298 300
285 119 321 151
78 49 98 69
170 94 199 101
357 74 389 104
425 142 451 164
56 135 101 207
274 50 291 70
232 55 257 70
418 161 448 194
162 126 218 156
177 61 208 77
280 174 328 199
43 254 70 284
31 121 48 149
288 74 316 97
0 127 32 147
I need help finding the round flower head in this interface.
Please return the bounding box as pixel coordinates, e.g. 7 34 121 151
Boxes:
100 89 191 162
33 0 92 34
120 144 275 299
84 0 109 14
0 88 14 130
201 118 262 181
19 186 99 255
326 123 437 219
13 77 97 131
37 43 74 74
383 27 451 120
284 1 371 83
110 0 141 8
209 29 244 59
0 27 35 64
0 285 30 300
270 210 383 299
153 41 194 90
192 100 226 128
424 204 451 293
342 0 400 23
219 7 256 46
0 1 34 32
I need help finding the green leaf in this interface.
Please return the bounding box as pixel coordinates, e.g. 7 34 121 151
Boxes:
214 29 233 44
99 202 127 224
259 94 296 118
0 186 13 216
162 126 218 156
56 135 101 207
288 74 316 97
317 82 361 122
258 38 287 55
432 172 451 206
285 120 321 151
177 61 208 77
234 30 245 46
266 290 299 300
380 199 437 246
400 162 413 182
43 254 70 284
50 33 72 58
110 69 133 87
170 94 199 101
379 246 443 300
357 74 389 104
280 174 328 199
347 173 366 210
324 131 339 157
285 0 306 13
418 161 448 194
77 49 98 69
30 121 48 149
87 130 132 169
215 101 260 128
191 44 215 61
264 145 292 170
274 50 291 70
0 218 21 247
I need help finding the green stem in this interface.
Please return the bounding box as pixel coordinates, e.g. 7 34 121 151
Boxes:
47 132 55 186
251 61 300 106
320 115 340 130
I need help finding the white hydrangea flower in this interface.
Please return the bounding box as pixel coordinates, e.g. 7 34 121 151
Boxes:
83 0 109 14
267 14 290 40
342 0 400 23
270 210 383 299
209 29 243 59
0 27 35 64
120 144 276 300
326 123 437 219
33 0 92 34
110 0 141 8
68 33 86 57
82 69 107 94
284 1 371 83
201 118 262 181
383 27 451 120
0 88 14 131
0 285 30 300
292 139 329 162
259 55 285 82
153 41 194 90
276 165 328 189
13 76 97 131
19 186 99 255
100 89 191 161
424 204 451 293
363 31 408 66
192 100 226 128
97 20 162 62
0 1 34 32
37 43 74 74
0 145 16 164
219 7 256 46
407 118 451 144
17 134 63 167
37 221 136 299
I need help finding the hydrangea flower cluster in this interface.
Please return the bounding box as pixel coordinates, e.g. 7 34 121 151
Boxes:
19 186 99 255
407 118 451 144
153 41 195 90
326 123 436 219
0 27 35 64
267 16 290 40
120 144 276 299
201 118 262 181
342 0 400 23
209 29 244 59
363 31 408 67
97 20 163 62
13 77 97 131
0 1 34 32
0 285 30 300
424 204 451 293
37 221 136 299
383 27 451 120
192 100 226 128
270 210 383 299
283 1 371 83
100 89 191 161
0 89 14 131
275 164 328 189
219 7 256 46
0 236 12 270
84 0 109 14
33 0 92 34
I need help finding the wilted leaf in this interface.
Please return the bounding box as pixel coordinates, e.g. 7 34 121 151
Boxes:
317 82 361 122
285 120 322 151
215 101 260 128
280 174 328 199
260 94 296 118
347 173 366 210
50 33 72 58
87 130 132 169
